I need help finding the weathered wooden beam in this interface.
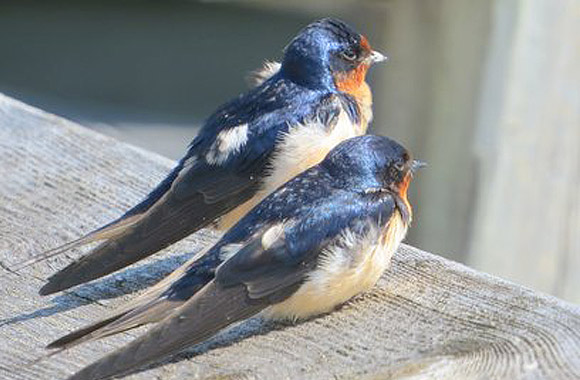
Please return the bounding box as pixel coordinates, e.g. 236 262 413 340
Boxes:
0 93 579 379
469 0 580 304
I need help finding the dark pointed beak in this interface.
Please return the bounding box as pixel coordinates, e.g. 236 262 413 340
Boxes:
366 50 387 65
410 160 427 173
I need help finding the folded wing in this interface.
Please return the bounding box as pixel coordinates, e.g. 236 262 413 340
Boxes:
60 182 396 380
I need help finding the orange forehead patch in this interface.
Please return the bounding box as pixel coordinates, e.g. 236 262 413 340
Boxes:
360 35 371 51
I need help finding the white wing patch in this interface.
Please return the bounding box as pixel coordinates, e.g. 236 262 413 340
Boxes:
261 223 286 250
205 124 249 165
219 221 289 264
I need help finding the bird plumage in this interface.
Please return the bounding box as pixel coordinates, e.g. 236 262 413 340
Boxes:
48 134 420 380
13 18 386 295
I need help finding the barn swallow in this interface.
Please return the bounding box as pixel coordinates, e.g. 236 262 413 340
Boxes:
45 134 423 380
14 18 387 295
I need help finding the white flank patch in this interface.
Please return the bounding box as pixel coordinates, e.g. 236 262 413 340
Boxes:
263 110 365 194
264 212 408 320
206 124 249 165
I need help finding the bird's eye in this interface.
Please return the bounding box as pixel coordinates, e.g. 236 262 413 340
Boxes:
341 49 358 61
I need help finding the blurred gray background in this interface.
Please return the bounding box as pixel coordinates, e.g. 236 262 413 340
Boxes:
1 0 578 303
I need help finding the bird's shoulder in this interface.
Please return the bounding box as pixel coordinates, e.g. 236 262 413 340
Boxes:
187 75 360 162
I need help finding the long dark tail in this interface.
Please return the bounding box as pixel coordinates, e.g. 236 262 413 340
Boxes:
47 296 186 351
45 253 216 352
39 189 236 295
12 160 184 272
67 282 265 380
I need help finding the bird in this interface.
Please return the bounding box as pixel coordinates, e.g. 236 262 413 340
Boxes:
14 18 387 295
46 134 423 380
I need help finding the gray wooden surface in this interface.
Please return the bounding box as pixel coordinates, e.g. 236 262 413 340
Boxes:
469 0 580 303
1 93 579 380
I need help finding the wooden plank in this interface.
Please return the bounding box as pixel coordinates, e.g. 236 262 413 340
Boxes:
469 0 580 303
0 93 579 379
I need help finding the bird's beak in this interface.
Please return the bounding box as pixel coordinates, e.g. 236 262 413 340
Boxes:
410 160 427 173
366 50 387 65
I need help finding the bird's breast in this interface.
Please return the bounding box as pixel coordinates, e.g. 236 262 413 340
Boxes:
218 110 367 230
264 211 408 320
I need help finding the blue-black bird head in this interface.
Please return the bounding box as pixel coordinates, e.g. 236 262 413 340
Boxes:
281 18 386 90
321 135 424 203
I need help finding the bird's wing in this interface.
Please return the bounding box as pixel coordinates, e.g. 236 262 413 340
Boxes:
66 281 264 380
44 222 283 357
44 246 217 353
34 77 328 295
10 161 187 271
61 190 397 380
15 62 280 273
44 172 316 351
214 191 397 302
37 141 268 295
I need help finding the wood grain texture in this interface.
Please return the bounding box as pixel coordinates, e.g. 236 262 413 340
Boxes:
0 93 579 380
470 0 580 303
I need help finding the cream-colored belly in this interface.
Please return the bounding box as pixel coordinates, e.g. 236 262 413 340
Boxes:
218 111 368 230
264 212 408 320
